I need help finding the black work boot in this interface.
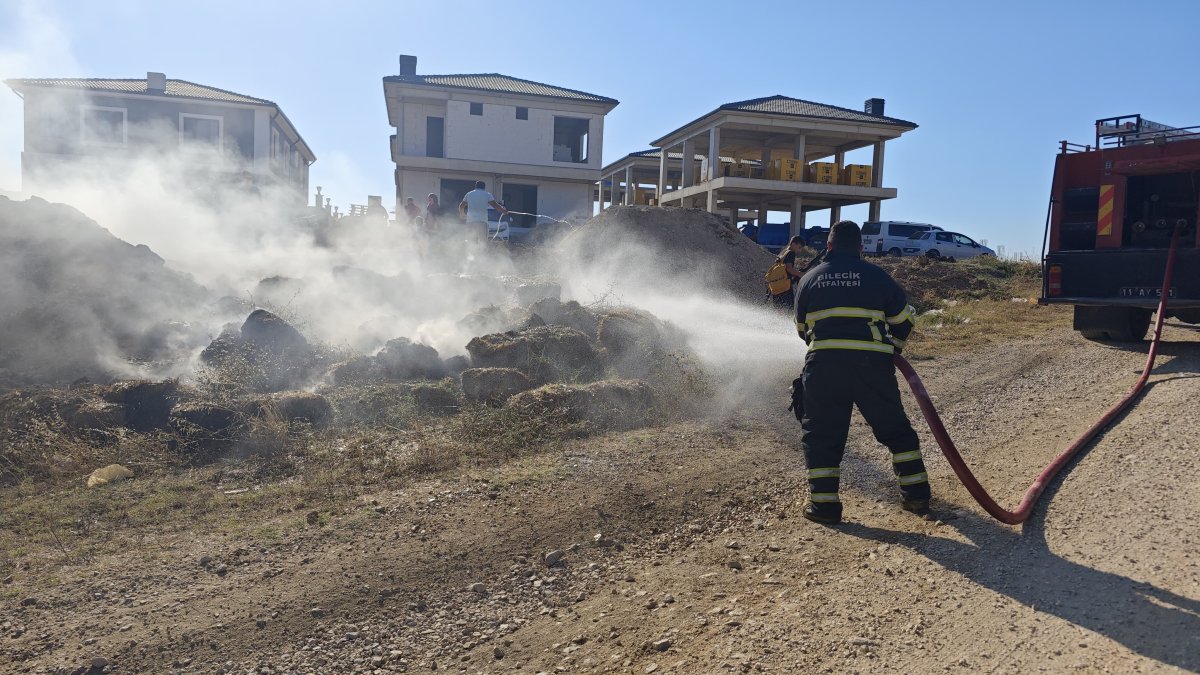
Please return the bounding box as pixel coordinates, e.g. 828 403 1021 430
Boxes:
902 498 931 517
803 502 842 525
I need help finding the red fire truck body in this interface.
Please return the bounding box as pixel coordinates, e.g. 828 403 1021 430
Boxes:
1042 115 1200 340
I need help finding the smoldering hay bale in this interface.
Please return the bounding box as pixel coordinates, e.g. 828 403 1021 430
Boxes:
505 380 655 431
460 367 535 405
102 379 181 431
466 325 600 383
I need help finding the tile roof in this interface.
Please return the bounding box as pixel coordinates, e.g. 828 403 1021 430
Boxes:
4 78 275 106
384 73 617 105
720 95 916 127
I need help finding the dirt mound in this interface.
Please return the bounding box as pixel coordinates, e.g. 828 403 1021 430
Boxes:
0 196 210 386
873 256 1042 312
506 379 655 431
466 325 599 383
557 206 776 300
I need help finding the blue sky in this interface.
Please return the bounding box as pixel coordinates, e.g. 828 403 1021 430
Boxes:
2 0 1198 256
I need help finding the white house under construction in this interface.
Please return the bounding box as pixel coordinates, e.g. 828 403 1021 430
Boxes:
601 96 917 236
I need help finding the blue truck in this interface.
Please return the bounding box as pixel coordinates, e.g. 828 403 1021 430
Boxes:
742 223 828 253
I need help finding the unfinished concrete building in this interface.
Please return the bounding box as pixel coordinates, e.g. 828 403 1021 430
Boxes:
644 95 916 236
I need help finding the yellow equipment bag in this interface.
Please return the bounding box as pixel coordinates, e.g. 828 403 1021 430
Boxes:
765 260 792 295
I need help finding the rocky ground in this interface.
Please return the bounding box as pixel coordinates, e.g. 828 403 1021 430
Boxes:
3 318 1198 674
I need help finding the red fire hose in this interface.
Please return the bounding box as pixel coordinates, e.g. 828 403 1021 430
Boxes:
894 224 1184 524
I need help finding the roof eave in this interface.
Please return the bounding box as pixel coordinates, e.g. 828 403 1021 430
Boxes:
382 77 618 111
652 108 916 146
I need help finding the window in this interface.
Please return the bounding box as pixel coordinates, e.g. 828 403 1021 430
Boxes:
180 113 222 151
426 117 444 158
469 102 483 116
935 232 953 243
270 128 280 160
861 221 881 236
552 116 589 163
891 224 921 238
80 106 126 145
954 234 976 246
516 107 528 120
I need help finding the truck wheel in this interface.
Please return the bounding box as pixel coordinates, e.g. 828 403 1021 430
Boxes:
1074 306 1152 342
888 247 902 257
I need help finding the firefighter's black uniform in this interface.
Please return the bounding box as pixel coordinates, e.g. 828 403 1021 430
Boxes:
793 249 930 521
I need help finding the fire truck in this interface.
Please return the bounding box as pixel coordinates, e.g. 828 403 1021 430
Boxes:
1041 115 1200 340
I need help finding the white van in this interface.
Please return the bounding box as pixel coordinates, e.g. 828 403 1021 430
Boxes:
861 221 943 257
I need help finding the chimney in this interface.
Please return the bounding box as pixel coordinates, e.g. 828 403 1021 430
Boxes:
398 55 417 77
864 98 885 116
147 71 166 93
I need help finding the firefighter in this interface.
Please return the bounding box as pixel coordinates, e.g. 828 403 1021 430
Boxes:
793 220 930 525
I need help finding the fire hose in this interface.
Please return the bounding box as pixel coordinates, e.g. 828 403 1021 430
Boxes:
893 223 1184 524
490 211 572 240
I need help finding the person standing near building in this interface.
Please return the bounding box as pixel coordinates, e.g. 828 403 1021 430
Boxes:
792 220 930 525
770 235 808 307
425 193 442 230
458 181 508 244
403 197 421 224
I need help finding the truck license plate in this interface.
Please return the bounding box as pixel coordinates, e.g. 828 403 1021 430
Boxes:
1119 287 1176 298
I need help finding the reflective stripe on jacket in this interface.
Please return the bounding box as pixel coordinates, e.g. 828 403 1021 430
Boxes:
793 250 915 354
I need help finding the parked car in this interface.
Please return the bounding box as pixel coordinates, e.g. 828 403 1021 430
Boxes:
902 231 995 260
861 221 944 257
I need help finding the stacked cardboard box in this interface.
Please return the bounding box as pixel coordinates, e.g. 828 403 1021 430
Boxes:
809 162 839 184
766 158 805 182
842 164 873 187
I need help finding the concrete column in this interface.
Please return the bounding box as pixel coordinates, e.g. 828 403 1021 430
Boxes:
707 188 717 213
793 134 806 161
790 197 804 238
658 150 668 202
624 166 634 205
872 141 885 188
761 144 772 177
681 137 695 188
834 150 845 171
793 134 807 182
829 203 842 226
869 200 881 222
758 201 769 226
707 127 722 181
